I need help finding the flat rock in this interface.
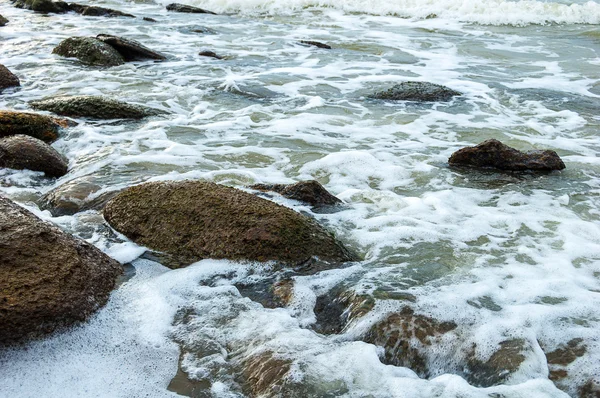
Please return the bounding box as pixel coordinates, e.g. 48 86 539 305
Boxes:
96 34 166 61
68 3 135 17
13 0 70 13
448 139 566 172
0 64 20 91
250 180 341 207
299 40 331 49
0 110 70 143
166 3 217 14
0 135 68 177
371 81 461 102
53 36 125 66
0 196 122 344
104 180 358 268
0 14 8 26
30 95 163 119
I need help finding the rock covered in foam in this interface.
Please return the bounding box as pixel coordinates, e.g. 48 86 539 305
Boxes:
52 36 125 66
449 139 566 172
0 196 122 344
0 64 20 91
0 110 71 143
371 81 461 102
30 95 163 119
0 135 68 177
250 180 342 207
103 180 359 268
96 34 166 61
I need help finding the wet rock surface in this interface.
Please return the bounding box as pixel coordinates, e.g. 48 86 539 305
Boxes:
52 36 125 66
464 339 529 387
250 180 342 207
312 287 375 335
104 180 358 268
166 3 217 14
449 139 566 172
13 0 70 13
96 34 166 61
198 50 223 59
299 40 331 49
0 196 122 345
0 110 70 143
0 14 8 26
362 307 457 378
30 95 163 119
371 81 461 102
0 135 68 177
68 3 135 17
0 64 20 92
543 338 588 394
40 177 121 216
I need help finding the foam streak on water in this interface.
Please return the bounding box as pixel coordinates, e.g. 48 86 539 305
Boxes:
1 0 599 396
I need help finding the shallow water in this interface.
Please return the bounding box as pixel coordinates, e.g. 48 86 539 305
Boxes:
1 0 600 396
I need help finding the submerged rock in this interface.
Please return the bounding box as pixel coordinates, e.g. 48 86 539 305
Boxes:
0 64 20 91
30 95 163 119
313 287 375 335
68 3 135 17
0 14 8 26
0 110 70 143
40 176 121 216
363 307 457 377
543 338 588 394
464 339 529 387
103 180 358 267
96 34 166 61
0 135 68 177
13 0 70 13
53 36 125 66
448 139 566 172
250 180 342 207
299 40 331 49
166 3 217 14
0 196 122 344
371 81 461 102
237 351 292 397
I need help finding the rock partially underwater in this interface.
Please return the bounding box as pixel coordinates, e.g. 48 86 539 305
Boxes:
0 135 68 177
96 34 166 61
103 180 358 268
53 37 125 66
166 3 217 14
13 0 70 13
249 180 342 207
0 65 20 92
0 14 8 26
371 81 461 102
0 110 71 143
0 196 122 345
449 139 566 172
30 95 163 119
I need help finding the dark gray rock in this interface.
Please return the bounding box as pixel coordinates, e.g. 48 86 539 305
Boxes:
0 195 122 344
371 81 461 102
68 3 135 17
0 14 8 26
96 34 166 61
249 180 342 207
199 50 223 59
52 36 125 66
166 3 217 14
30 95 163 119
0 64 20 92
299 40 331 49
448 139 566 172
143 16 157 22
0 135 68 177
13 0 70 13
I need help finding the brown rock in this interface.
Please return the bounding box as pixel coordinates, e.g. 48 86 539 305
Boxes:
250 180 342 207
0 196 122 344
68 3 135 17
580 379 600 398
103 180 358 268
0 110 70 143
0 135 68 177
166 3 217 14
0 64 20 92
40 176 121 216
96 34 166 61
449 139 565 172
13 0 70 13
0 14 8 26
238 351 292 397
465 339 529 387
199 50 223 59
53 36 125 66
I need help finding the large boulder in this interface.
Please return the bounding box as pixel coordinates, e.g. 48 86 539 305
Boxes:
0 135 68 177
0 14 8 26
371 81 461 102
96 34 166 61
103 180 358 267
448 139 566 172
249 180 342 207
0 196 122 344
0 64 20 92
53 37 125 66
0 110 70 143
13 0 70 13
30 95 163 119
166 3 217 14
68 3 135 17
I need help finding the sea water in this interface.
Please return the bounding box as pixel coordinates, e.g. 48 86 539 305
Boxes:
0 0 599 396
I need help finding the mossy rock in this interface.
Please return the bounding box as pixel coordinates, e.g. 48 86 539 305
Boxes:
0 135 68 177
371 81 461 102
0 196 122 344
0 110 70 143
30 95 163 119
52 37 125 66
104 180 359 268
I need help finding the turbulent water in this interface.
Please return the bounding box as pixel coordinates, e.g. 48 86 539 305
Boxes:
1 0 600 396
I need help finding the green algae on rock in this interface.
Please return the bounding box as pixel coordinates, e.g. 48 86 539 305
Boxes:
0 196 122 345
0 110 70 143
30 95 164 119
103 180 359 267
0 135 68 177
52 36 125 66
